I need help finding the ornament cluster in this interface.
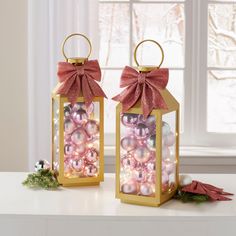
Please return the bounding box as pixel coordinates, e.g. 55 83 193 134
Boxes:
54 102 100 178
120 113 176 196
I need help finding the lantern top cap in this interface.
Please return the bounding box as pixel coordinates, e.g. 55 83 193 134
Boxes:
62 33 92 65
134 39 164 72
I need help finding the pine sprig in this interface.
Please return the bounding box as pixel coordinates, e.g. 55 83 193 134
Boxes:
174 189 209 203
22 169 60 190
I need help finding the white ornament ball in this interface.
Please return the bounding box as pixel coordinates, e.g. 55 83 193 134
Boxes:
179 175 192 187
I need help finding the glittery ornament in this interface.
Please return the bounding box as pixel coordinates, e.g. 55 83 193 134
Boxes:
121 136 137 151
85 120 99 136
70 158 84 172
64 105 71 117
121 113 139 127
162 121 171 136
84 164 97 177
64 143 74 155
121 180 137 194
85 149 98 163
72 102 85 111
64 118 75 134
72 109 88 124
35 160 50 172
71 128 88 145
146 134 156 151
164 131 175 146
140 183 153 196
134 123 150 139
133 146 151 163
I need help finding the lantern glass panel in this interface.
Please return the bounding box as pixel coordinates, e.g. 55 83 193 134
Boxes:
120 112 157 197
52 99 59 173
63 101 100 179
162 111 177 193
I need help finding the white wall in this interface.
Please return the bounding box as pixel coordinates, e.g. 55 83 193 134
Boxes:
0 0 28 171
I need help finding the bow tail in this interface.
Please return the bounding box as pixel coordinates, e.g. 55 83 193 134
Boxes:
66 81 79 105
81 75 94 106
141 84 154 119
56 75 76 95
87 77 107 98
113 84 141 113
150 85 168 110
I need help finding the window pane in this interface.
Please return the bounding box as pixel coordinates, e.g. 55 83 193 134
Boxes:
101 70 122 134
167 70 184 132
99 3 130 67
132 4 185 67
207 70 236 133
208 4 236 67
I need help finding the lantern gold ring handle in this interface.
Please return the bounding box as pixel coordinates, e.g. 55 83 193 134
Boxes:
134 39 164 68
62 33 92 61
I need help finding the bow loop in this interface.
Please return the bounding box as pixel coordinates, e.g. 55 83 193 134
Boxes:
113 66 168 118
56 60 106 105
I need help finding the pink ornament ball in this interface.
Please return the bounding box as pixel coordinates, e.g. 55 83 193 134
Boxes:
86 102 94 114
164 131 175 146
121 113 139 127
84 164 98 177
64 143 74 156
71 128 88 145
147 173 156 184
133 146 151 163
72 108 88 124
146 159 156 172
121 136 137 151
85 120 99 136
64 105 71 117
85 149 99 163
70 158 84 172
140 183 153 196
144 115 156 127
134 123 150 139
133 168 147 182
121 156 136 169
121 180 138 194
73 144 86 156
64 118 76 134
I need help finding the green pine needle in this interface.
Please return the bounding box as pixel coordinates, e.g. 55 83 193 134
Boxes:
174 189 209 203
22 169 60 190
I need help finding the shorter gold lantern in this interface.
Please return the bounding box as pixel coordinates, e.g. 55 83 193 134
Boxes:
51 34 105 187
114 40 179 206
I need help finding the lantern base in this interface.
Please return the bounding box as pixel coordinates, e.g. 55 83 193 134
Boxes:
118 189 177 207
61 182 100 187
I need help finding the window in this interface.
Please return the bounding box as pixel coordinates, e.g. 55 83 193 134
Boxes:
98 0 236 147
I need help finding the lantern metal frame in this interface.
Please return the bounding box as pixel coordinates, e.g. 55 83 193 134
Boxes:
51 93 104 187
115 89 179 206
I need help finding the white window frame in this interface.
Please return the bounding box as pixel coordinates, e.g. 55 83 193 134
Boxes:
98 0 236 147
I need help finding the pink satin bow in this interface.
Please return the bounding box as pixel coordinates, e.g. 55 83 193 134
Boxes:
113 66 169 118
56 60 106 105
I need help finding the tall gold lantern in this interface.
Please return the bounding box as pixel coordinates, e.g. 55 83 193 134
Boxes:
114 40 179 206
51 34 105 187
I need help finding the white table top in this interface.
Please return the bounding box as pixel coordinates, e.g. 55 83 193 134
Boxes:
0 172 235 217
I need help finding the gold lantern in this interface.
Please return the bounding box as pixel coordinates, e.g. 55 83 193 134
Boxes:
51 33 105 187
114 40 179 206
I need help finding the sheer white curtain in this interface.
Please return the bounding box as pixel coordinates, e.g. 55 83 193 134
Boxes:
28 0 99 170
